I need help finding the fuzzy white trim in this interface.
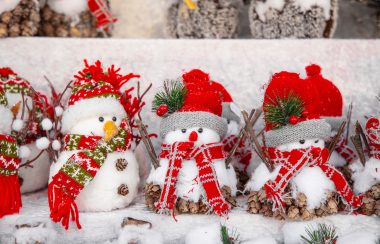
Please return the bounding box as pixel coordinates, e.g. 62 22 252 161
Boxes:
0 105 13 134
61 97 126 134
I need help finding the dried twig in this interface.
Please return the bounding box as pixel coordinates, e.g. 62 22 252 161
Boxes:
328 121 347 159
345 102 353 144
136 119 159 169
355 121 371 158
19 150 45 168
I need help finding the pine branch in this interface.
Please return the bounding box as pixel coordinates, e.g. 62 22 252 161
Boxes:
152 80 186 116
301 223 338 244
220 224 239 244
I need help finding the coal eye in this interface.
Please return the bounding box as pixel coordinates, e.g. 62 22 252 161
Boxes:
314 140 319 143
181 129 186 133
198 128 203 133
227 120 230 124
299 139 305 144
112 116 117 122
99 117 104 122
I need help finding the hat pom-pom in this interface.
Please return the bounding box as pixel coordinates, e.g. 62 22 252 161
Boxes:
0 67 16 78
156 104 168 117
305 64 321 77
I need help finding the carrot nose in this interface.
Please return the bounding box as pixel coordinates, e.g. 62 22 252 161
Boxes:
189 131 198 142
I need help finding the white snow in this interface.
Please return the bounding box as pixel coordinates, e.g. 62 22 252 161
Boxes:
47 0 88 18
41 118 53 131
255 0 286 22
54 106 63 117
185 223 222 244
51 140 61 151
13 223 57 244
115 225 163 244
12 119 24 132
0 0 21 15
294 0 332 19
35 137 50 150
0 105 13 133
336 230 379 244
329 150 347 167
245 163 279 192
19 145 31 159
351 158 380 194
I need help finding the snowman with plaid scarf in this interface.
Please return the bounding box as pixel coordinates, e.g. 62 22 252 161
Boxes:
48 61 140 229
147 69 237 216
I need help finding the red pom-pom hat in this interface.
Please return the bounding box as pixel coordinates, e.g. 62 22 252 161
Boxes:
263 70 331 147
305 64 344 131
61 60 140 133
159 69 227 138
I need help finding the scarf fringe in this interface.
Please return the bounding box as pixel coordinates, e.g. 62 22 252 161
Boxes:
48 182 81 230
0 174 21 218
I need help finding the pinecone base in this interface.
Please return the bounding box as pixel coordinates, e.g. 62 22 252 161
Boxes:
359 183 380 216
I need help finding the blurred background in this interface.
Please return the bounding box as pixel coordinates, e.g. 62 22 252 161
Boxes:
0 0 379 39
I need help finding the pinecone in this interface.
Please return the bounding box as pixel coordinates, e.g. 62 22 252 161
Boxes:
167 0 242 38
249 0 338 38
116 158 128 171
117 184 129 196
359 183 380 216
234 167 250 193
0 0 40 37
39 4 109 37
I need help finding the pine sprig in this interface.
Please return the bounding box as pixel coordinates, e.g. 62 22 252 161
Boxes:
152 80 186 116
264 93 304 129
220 224 240 244
301 223 338 244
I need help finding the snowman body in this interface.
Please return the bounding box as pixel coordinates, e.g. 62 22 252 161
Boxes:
148 126 237 202
49 115 139 212
350 158 380 195
5 92 51 193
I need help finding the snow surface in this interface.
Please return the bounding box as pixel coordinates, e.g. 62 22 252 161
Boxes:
0 0 21 15
0 38 379 243
351 158 380 194
47 0 88 18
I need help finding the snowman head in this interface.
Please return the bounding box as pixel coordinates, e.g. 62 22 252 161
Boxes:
61 60 138 138
154 69 227 145
0 87 13 134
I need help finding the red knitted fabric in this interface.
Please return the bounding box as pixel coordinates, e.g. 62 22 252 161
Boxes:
87 0 117 28
365 117 380 160
334 135 357 163
156 142 229 217
264 147 362 210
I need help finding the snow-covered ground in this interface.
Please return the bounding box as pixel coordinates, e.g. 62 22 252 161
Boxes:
0 38 379 243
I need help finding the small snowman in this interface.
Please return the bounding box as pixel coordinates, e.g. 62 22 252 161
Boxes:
349 117 380 216
305 64 357 168
48 61 140 229
40 0 116 37
210 80 259 189
0 86 22 218
0 67 53 194
146 69 237 216
246 69 361 219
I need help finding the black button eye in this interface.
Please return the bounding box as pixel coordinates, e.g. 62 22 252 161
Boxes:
314 140 319 143
227 119 230 124
112 116 117 122
198 128 203 133
299 139 305 144
181 129 186 133
99 117 104 122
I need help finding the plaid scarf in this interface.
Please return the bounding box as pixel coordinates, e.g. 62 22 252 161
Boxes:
0 134 21 218
264 147 362 211
222 135 252 172
155 142 229 217
48 120 131 230
88 0 117 29
365 117 380 160
333 135 357 163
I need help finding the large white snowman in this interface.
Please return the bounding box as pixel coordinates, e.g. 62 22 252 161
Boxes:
0 67 52 194
147 69 237 216
48 61 140 229
245 69 362 211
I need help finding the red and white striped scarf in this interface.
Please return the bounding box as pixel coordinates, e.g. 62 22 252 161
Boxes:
88 0 117 29
222 135 252 172
365 117 380 160
264 147 362 210
155 142 229 217
334 135 357 163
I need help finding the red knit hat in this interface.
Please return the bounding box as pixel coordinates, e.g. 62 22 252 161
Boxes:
155 69 227 138
263 70 331 147
61 60 140 133
305 64 344 130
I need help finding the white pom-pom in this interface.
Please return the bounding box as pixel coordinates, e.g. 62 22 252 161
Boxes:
41 118 53 131
55 106 64 116
36 137 50 150
52 140 61 151
12 119 24 131
19 146 31 159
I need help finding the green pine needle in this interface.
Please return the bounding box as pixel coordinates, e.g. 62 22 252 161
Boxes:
152 80 187 116
264 92 304 129
220 224 240 244
301 223 338 244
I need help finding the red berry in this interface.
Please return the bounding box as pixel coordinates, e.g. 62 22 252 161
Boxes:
156 104 168 117
288 115 299 125
301 110 309 118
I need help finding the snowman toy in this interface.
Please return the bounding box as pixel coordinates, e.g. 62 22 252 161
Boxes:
246 69 362 219
48 61 140 229
146 69 237 216
0 86 22 218
0 67 53 194
306 64 357 168
209 79 259 189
